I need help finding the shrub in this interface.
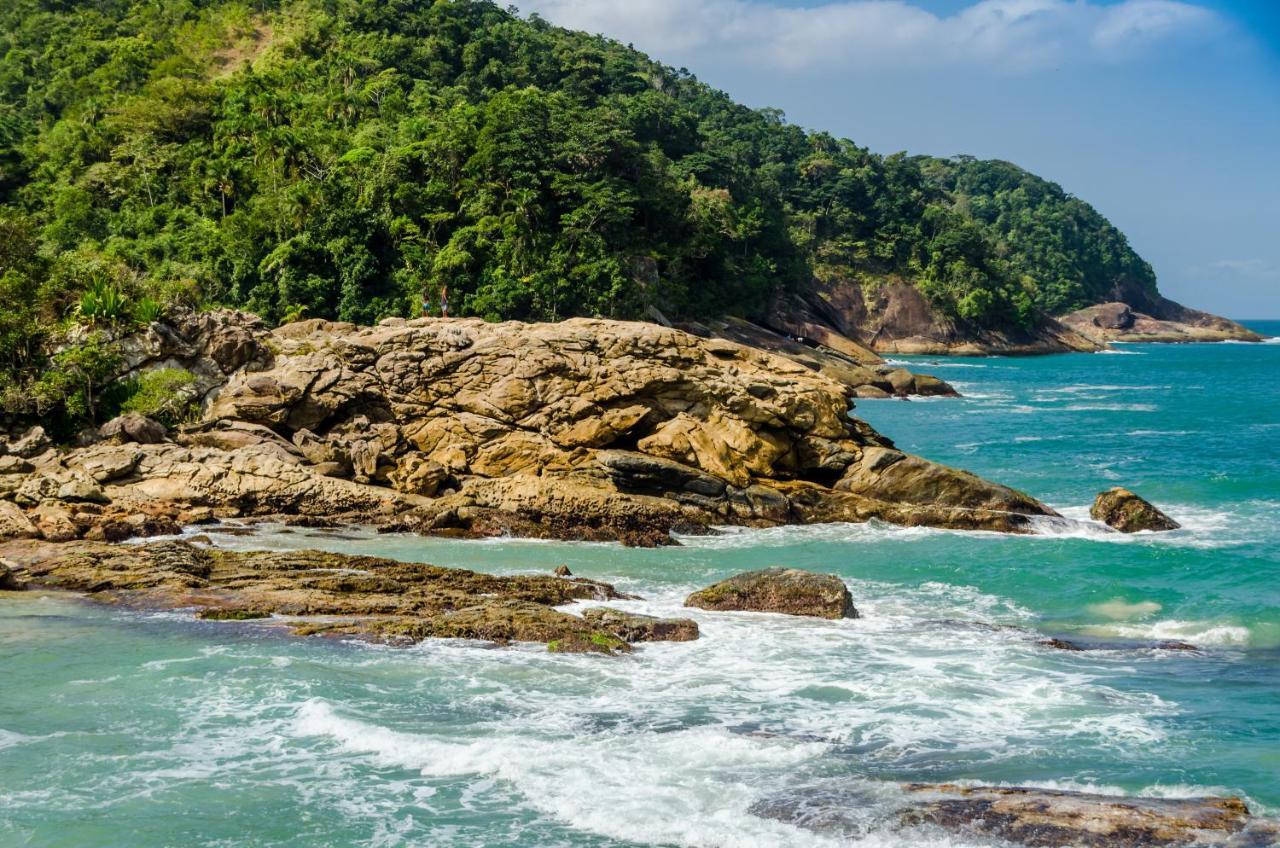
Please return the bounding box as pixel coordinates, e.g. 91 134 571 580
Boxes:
120 368 201 427
77 279 130 326
133 296 165 325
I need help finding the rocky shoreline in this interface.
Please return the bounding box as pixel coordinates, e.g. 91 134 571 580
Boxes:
769 281 1262 355
0 311 1057 549
2 311 1251 848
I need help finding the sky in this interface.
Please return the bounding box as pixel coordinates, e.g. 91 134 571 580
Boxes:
520 0 1280 319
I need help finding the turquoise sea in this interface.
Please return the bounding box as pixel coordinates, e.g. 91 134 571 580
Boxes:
2 326 1278 847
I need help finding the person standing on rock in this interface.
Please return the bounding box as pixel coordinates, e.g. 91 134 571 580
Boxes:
421 287 432 318
440 285 449 318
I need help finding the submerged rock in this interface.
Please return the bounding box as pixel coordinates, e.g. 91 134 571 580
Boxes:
1091 488 1181 533
685 567 856 619
580 607 700 642
1039 637 1086 651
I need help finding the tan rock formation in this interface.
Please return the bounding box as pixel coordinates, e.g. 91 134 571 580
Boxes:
0 314 1059 545
1061 300 1263 345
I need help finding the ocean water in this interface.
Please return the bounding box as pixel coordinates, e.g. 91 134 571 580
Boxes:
2 326 1278 847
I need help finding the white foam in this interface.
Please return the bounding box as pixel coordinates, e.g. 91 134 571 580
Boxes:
1032 505 1244 550
294 700 844 848
675 521 989 549
0 728 29 751
1079 620 1252 647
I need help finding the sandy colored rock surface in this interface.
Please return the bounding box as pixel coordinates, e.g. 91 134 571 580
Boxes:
1 314 1059 545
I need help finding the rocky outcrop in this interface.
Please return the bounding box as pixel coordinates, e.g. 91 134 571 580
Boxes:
750 782 1279 847
685 567 857 619
678 315 958 398
0 314 1059 545
1092 488 1181 533
1061 299 1263 345
0 539 708 654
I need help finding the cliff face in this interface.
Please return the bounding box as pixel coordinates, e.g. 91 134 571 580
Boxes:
0 313 1056 546
775 280 1103 356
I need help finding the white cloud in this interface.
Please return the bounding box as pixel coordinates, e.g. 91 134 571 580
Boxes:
521 0 1223 73
1211 259 1279 280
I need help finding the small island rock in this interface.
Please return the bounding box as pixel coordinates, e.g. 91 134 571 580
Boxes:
1091 487 1181 533
685 567 857 619
580 607 700 642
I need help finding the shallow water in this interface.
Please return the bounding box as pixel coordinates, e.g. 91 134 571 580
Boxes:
2 326 1278 847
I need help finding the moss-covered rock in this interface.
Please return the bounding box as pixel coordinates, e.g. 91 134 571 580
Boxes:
685 567 856 619
196 608 270 621
1091 487 1181 533
3 540 642 652
580 607 700 642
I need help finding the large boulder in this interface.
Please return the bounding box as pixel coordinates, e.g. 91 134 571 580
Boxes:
7 426 51 459
67 445 142 483
685 567 857 619
30 502 81 542
99 414 167 445
835 447 1050 517
0 501 37 540
1091 487 1181 533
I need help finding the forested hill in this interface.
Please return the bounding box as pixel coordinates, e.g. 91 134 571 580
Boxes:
2 0 1163 424
915 156 1158 315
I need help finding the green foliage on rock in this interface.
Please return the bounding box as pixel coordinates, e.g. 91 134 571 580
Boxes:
120 368 201 427
0 0 1162 429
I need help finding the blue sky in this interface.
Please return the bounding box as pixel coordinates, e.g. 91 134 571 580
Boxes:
524 0 1280 318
